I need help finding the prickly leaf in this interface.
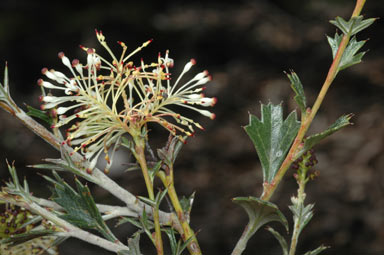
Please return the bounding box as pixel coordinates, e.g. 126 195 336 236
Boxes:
286 71 306 114
298 114 353 157
244 103 300 183
330 16 375 36
49 173 117 241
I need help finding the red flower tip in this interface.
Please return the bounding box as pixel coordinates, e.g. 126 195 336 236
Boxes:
211 113 216 120
50 124 55 129
190 58 196 65
87 48 95 54
38 95 44 102
86 168 93 174
41 68 48 75
72 59 79 67
58 52 65 59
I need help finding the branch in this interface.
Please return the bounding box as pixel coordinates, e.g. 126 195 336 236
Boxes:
0 100 181 232
0 194 128 253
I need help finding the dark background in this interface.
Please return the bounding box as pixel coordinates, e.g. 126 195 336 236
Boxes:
0 0 383 254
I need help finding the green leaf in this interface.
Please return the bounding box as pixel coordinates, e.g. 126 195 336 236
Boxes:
164 228 178 255
0 230 55 246
327 33 343 59
49 173 117 242
266 226 288 255
303 245 329 255
154 188 168 207
286 71 306 114
179 192 195 217
232 196 288 254
330 16 375 36
244 103 300 183
299 114 353 157
138 196 157 208
116 217 143 229
148 161 162 182
26 105 54 125
327 33 367 71
339 36 367 71
163 228 193 255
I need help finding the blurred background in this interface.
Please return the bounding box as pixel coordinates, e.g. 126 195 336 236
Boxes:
0 0 383 254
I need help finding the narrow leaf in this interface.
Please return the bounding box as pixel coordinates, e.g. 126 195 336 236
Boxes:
116 217 142 229
286 71 306 114
26 105 53 125
303 245 329 255
266 226 289 255
155 188 168 207
244 103 300 183
232 196 288 254
163 228 178 255
149 161 162 182
177 236 193 255
138 196 157 208
300 114 353 156
0 230 55 245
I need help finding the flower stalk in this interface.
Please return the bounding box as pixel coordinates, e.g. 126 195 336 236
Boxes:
158 168 202 255
133 134 164 255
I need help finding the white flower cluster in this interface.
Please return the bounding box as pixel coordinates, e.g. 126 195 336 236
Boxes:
38 30 216 172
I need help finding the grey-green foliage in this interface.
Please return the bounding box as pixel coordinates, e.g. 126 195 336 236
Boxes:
289 196 314 238
45 172 117 242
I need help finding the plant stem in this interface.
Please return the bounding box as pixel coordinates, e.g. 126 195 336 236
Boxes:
260 0 367 202
289 181 306 255
0 195 128 253
158 170 202 255
133 135 164 255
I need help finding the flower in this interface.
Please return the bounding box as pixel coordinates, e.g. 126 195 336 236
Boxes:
39 30 216 172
